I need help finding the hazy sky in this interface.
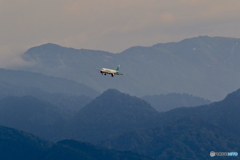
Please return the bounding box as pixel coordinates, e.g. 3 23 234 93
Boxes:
1 0 240 66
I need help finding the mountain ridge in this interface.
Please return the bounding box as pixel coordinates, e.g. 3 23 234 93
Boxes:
0 68 99 98
19 36 240 101
142 93 211 112
57 89 160 143
0 125 153 160
101 116 240 160
0 96 69 140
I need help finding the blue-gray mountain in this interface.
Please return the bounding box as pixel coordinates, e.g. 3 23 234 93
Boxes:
142 93 211 112
1 88 240 159
20 36 240 101
0 126 153 160
99 89 240 159
0 126 52 160
0 96 69 140
1 86 92 113
57 89 160 144
101 116 240 160
158 88 240 137
0 69 99 98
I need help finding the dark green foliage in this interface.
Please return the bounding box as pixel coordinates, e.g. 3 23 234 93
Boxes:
101 117 240 160
44 143 92 160
0 126 152 160
59 89 160 143
142 93 211 112
46 140 153 160
0 126 52 160
20 36 240 101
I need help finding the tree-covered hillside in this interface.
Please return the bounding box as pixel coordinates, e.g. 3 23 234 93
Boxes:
101 116 240 160
1 88 240 159
0 126 153 160
57 89 160 143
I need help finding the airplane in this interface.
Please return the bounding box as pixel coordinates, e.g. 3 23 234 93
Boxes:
98 65 124 77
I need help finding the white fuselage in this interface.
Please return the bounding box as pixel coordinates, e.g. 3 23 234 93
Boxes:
100 68 117 74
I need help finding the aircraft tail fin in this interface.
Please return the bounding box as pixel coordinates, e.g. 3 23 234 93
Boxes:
116 65 120 71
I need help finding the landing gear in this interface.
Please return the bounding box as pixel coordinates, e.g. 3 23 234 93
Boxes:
111 74 114 77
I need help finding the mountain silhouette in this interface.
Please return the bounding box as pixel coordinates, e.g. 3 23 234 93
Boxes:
142 93 210 112
101 116 240 160
0 69 99 98
0 125 153 160
0 96 68 140
58 89 160 143
0 125 52 160
20 36 240 101
47 139 153 160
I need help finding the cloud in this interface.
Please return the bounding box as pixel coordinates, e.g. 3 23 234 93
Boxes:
0 45 32 68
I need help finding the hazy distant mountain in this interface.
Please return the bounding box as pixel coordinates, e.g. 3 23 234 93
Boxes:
101 116 240 160
58 89 160 144
20 36 240 101
0 80 93 114
0 69 99 98
0 126 152 160
158 88 240 138
13 87 93 113
0 96 68 140
142 93 211 112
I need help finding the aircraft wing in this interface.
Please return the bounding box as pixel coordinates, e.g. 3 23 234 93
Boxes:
116 72 124 75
